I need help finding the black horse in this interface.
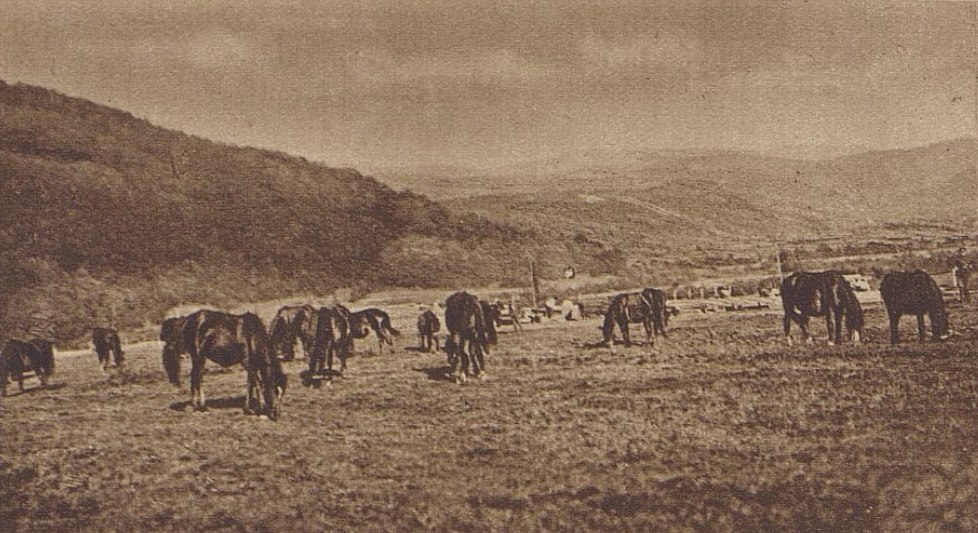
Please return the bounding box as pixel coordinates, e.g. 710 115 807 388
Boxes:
444 292 496 382
600 288 670 348
1 339 55 397
166 310 286 419
308 304 357 377
92 327 124 371
780 271 864 345
417 309 441 352
269 304 318 361
880 270 950 344
348 308 401 355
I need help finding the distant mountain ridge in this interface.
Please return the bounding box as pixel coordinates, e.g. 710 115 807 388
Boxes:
378 138 978 238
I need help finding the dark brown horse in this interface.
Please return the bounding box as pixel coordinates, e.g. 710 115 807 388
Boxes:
348 308 401 355
444 292 496 382
92 327 124 371
780 271 864 345
601 288 670 348
166 310 286 419
1 339 55 397
269 304 318 361
417 309 441 352
880 270 950 344
309 304 357 377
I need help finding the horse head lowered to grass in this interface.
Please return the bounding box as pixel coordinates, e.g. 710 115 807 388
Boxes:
780 271 864 345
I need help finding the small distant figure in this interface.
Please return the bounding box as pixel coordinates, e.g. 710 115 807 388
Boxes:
92 327 124 371
950 247 971 303
417 308 441 352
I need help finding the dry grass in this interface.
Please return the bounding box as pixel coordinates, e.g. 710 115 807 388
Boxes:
3 301 978 532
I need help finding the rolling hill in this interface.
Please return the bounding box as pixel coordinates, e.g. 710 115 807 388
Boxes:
379 139 977 236
0 80 613 340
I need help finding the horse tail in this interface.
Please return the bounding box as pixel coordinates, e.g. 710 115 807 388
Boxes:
475 300 497 347
112 332 124 363
381 314 401 337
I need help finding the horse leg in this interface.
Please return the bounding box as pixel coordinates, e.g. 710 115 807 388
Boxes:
916 314 927 343
833 308 844 345
618 315 632 347
798 317 813 344
823 311 834 346
887 312 900 344
473 340 486 378
783 312 794 345
190 358 206 412
245 369 258 415
340 340 349 372
643 317 654 347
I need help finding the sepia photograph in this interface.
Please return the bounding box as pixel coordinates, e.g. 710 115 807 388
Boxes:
1 1 976 531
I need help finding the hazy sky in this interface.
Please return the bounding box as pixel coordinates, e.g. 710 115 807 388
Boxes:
1 1 975 171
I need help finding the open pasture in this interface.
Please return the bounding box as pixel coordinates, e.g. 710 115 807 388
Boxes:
3 301 978 532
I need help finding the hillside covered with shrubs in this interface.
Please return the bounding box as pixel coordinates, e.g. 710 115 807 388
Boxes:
0 80 622 341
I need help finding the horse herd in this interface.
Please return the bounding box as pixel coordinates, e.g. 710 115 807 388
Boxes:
0 269 957 420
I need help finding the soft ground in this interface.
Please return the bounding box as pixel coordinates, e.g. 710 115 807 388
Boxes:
2 300 978 532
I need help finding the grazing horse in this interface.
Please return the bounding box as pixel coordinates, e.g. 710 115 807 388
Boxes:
92 327 124 370
1 339 55 397
417 309 441 352
780 271 864 345
601 288 670 347
880 270 950 344
444 292 496 382
347 308 401 355
269 304 318 361
166 310 286 419
309 304 356 376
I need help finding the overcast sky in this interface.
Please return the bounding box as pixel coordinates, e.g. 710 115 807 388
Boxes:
1 1 974 171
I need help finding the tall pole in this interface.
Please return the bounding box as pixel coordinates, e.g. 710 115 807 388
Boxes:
530 260 540 308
